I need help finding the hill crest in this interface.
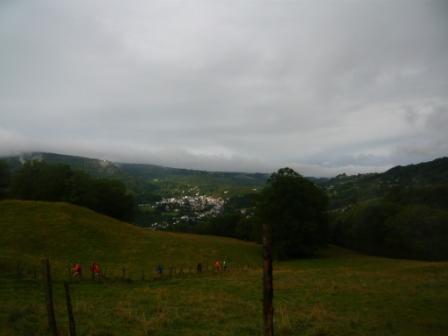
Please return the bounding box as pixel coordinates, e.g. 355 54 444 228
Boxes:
0 200 260 274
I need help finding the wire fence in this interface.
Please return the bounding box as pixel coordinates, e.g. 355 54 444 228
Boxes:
1 258 260 336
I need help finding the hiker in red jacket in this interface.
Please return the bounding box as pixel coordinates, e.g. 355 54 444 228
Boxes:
90 262 101 280
214 260 221 272
72 263 82 279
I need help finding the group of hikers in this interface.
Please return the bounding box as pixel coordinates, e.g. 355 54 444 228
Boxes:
155 259 229 276
71 259 229 279
71 262 101 280
214 259 228 271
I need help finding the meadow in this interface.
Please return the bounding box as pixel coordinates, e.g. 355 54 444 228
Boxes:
1 200 447 335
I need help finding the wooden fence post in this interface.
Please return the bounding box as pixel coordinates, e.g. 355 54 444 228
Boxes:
42 258 58 336
64 281 77 336
262 223 274 336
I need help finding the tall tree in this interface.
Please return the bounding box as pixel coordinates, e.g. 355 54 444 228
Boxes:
257 167 328 335
257 167 328 259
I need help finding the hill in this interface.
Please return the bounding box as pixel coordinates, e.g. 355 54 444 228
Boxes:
320 157 448 209
1 152 268 229
2 152 268 201
4 153 448 207
0 200 260 276
0 201 447 335
325 158 448 260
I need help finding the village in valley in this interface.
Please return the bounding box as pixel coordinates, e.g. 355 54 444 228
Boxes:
138 193 226 229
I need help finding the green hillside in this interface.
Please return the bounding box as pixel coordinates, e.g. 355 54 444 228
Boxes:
2 153 122 178
0 200 260 277
321 157 448 209
1 200 447 335
322 158 448 260
2 153 268 200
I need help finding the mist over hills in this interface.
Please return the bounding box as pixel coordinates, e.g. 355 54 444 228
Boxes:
2 152 268 201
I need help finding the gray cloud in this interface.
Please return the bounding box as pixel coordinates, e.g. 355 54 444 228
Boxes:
1 0 447 176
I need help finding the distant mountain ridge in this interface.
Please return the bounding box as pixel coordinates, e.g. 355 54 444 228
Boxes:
3 151 268 178
319 157 448 209
4 152 122 177
2 152 269 200
3 152 447 207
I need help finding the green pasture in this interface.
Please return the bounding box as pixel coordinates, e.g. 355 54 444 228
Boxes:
1 200 447 335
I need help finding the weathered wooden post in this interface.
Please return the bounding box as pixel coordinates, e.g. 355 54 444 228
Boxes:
42 258 58 336
262 222 274 336
64 281 77 336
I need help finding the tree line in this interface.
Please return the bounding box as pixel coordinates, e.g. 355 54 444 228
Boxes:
0 160 134 221
330 184 448 260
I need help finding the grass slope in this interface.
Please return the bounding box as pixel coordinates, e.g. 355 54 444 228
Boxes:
0 200 260 276
1 200 448 336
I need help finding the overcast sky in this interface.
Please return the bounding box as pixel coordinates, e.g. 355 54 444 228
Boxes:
1 0 447 176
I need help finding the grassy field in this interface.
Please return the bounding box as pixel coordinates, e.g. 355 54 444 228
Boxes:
0 200 260 275
1 200 448 335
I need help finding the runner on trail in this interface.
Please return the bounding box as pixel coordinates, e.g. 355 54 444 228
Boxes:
90 262 101 280
156 264 164 276
197 262 202 273
71 263 82 279
223 259 228 271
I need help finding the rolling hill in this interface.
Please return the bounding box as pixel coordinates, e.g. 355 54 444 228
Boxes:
1 200 447 335
320 157 448 209
0 200 260 277
2 152 268 201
